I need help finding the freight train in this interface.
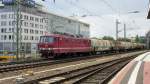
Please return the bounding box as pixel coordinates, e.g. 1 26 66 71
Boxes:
38 34 145 58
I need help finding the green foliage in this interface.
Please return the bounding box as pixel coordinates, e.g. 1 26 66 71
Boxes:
135 35 140 43
102 36 114 40
135 35 145 43
117 38 131 42
91 37 99 39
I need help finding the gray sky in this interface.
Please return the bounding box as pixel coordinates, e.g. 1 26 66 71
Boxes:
36 0 150 38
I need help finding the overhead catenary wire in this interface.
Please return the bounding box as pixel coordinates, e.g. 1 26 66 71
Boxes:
101 0 119 14
65 0 94 15
64 0 105 19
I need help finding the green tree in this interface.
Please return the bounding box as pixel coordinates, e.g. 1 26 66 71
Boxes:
139 38 145 43
102 36 114 40
135 36 146 43
135 35 140 43
117 38 131 42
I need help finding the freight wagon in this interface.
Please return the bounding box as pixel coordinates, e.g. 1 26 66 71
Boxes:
38 34 145 58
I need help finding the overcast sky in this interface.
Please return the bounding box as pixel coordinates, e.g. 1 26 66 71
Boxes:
36 0 150 38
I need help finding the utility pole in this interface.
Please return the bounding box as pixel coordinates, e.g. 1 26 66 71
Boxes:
116 19 120 40
15 0 21 60
124 23 126 39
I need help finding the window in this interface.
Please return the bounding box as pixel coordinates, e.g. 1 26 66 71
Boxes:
9 21 15 26
30 23 34 27
35 24 39 28
40 25 43 29
40 36 54 43
20 14 23 19
35 18 39 22
1 14 7 19
9 28 11 32
30 36 34 40
35 30 38 34
40 31 43 34
24 36 28 40
30 29 34 34
30 16 34 21
9 14 14 19
12 21 15 26
24 36 26 40
35 36 39 40
1 35 3 40
9 14 11 18
1 28 4 33
24 15 28 20
24 22 28 27
9 21 11 26
20 28 22 33
40 19 43 23
45 26 48 30
9 35 11 40
4 35 7 40
24 29 28 33
1 21 7 26
45 20 48 23
12 28 14 32
1 28 6 33
12 14 15 19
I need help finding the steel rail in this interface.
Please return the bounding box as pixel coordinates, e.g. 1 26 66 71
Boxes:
0 50 139 66
0 50 146 73
24 53 139 84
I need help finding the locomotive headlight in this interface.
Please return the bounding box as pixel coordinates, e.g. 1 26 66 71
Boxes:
48 48 51 50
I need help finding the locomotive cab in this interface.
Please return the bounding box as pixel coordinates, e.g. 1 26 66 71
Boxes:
38 36 57 58
38 34 92 59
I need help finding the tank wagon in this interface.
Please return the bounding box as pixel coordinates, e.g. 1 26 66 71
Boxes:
38 34 145 58
91 38 115 54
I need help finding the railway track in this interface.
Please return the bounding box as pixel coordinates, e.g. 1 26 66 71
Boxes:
0 51 146 84
0 50 138 67
73 58 130 84
0 51 137 73
24 53 135 84
0 58 47 67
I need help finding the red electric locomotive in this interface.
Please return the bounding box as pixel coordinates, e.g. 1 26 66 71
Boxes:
38 34 91 58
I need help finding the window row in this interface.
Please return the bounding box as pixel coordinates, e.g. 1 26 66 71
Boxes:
24 36 39 41
0 35 39 41
0 21 46 29
24 15 47 23
1 35 13 40
1 28 14 33
23 22 45 29
24 29 44 34
1 28 44 34
0 14 47 23
1 21 15 26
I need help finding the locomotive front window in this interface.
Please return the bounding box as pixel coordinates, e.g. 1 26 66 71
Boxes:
40 36 54 43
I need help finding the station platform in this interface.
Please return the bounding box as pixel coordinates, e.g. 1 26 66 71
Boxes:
109 52 150 84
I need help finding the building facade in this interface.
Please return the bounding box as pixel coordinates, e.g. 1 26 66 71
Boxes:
0 0 90 54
